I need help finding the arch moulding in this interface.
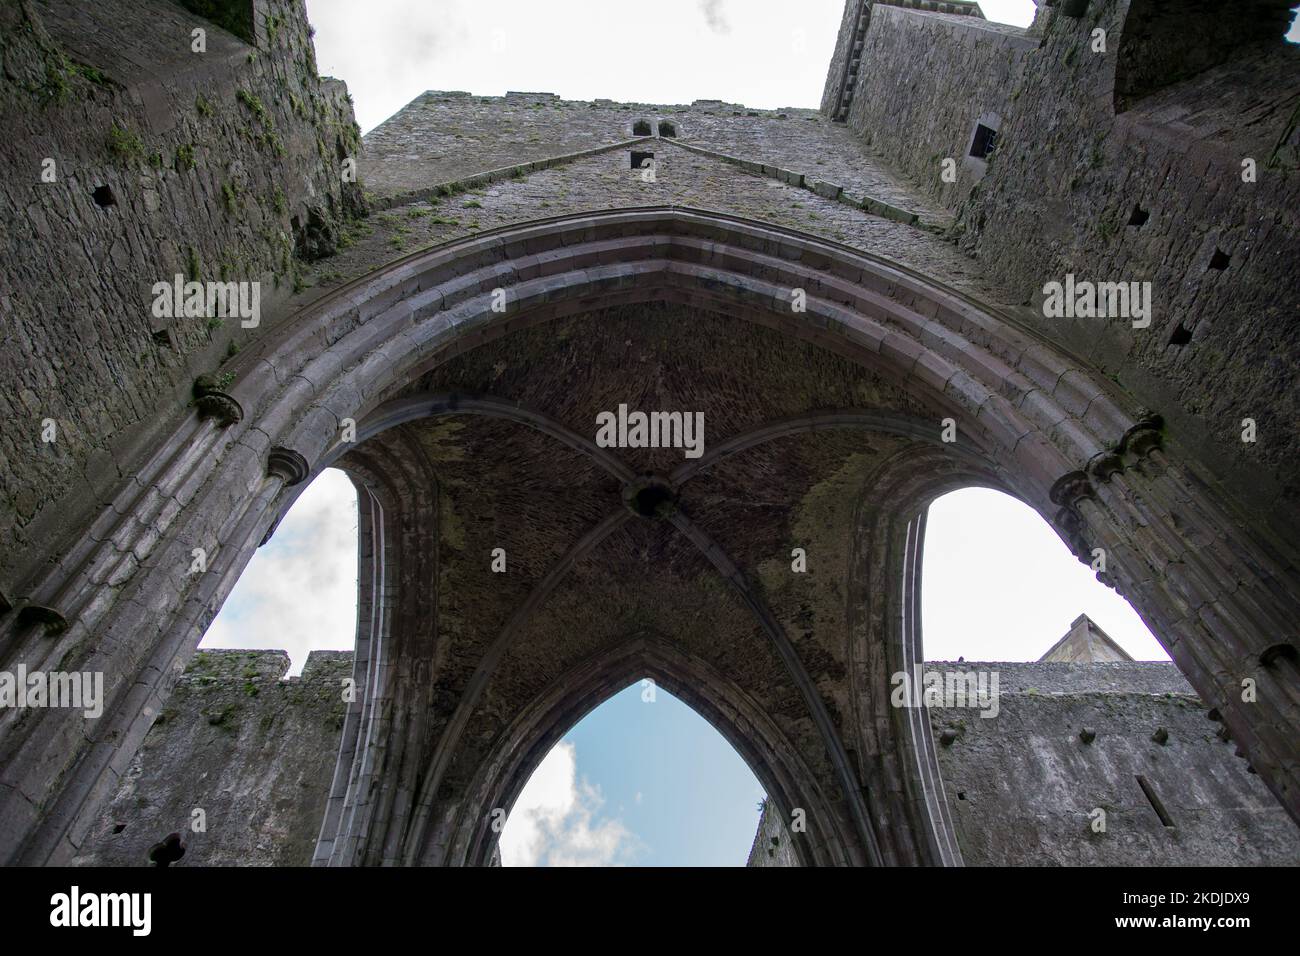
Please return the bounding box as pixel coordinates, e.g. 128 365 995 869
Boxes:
1 207 1296 866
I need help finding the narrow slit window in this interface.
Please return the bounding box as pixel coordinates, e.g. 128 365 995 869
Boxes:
1135 774 1175 827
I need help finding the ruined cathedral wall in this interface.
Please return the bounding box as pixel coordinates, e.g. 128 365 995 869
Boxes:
748 800 798 866
931 661 1299 867
73 649 349 867
831 0 1300 554
843 6 1036 209
0 0 363 602
750 662 1300 866
819 0 866 116
953 3 1300 550
78 651 1300 867
360 92 941 224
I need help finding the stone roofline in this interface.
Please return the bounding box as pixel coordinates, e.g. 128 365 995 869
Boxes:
1038 613 1136 663
181 648 352 684
188 648 1193 696
412 90 821 116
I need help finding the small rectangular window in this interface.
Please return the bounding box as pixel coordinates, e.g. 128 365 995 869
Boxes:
969 123 998 160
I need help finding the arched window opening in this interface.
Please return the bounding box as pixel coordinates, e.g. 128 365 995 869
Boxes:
632 119 652 136
657 120 677 137
499 680 764 866
912 488 1299 867
921 487 1167 662
198 467 359 675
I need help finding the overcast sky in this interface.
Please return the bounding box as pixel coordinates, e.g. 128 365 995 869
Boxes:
305 0 1041 133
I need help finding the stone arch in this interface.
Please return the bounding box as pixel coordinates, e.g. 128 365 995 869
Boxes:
312 397 970 867
2 207 1297 865
438 635 848 867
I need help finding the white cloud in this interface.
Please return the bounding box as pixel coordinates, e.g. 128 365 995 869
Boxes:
199 468 359 675
698 0 730 34
499 742 641 867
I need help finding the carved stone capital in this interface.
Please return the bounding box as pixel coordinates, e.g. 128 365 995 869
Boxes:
267 447 310 486
16 603 68 635
1086 449 1124 483
1049 469 1094 508
1120 413 1163 460
195 391 244 427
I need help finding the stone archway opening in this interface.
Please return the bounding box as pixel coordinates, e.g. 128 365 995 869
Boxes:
198 467 359 674
6 208 1298 868
920 486 1166 663
498 678 764 867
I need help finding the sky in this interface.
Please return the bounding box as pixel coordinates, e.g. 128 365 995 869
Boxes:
499 683 764 866
198 469 358 673
922 488 1169 662
304 0 1041 134
196 0 1216 865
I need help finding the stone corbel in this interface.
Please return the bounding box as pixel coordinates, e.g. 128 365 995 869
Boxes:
1049 471 1097 562
267 447 310 486
1049 469 1095 510
1118 413 1163 462
1081 412 1164 489
193 376 244 427
13 601 69 635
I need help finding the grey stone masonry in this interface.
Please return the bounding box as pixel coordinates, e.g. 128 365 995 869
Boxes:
73 650 349 867
751 661 1300 866
75 651 1298 867
0 0 364 603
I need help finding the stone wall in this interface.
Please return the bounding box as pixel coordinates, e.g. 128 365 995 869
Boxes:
844 6 1036 208
73 649 348 866
360 90 947 222
748 800 799 867
819 0 865 116
959 6 1300 549
0 0 363 604
828 0 1300 562
751 661 1299 865
86 650 1297 867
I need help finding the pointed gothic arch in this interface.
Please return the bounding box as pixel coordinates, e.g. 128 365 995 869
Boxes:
2 207 1296 866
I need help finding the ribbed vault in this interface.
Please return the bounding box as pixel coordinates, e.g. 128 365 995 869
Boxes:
3 208 1297 867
